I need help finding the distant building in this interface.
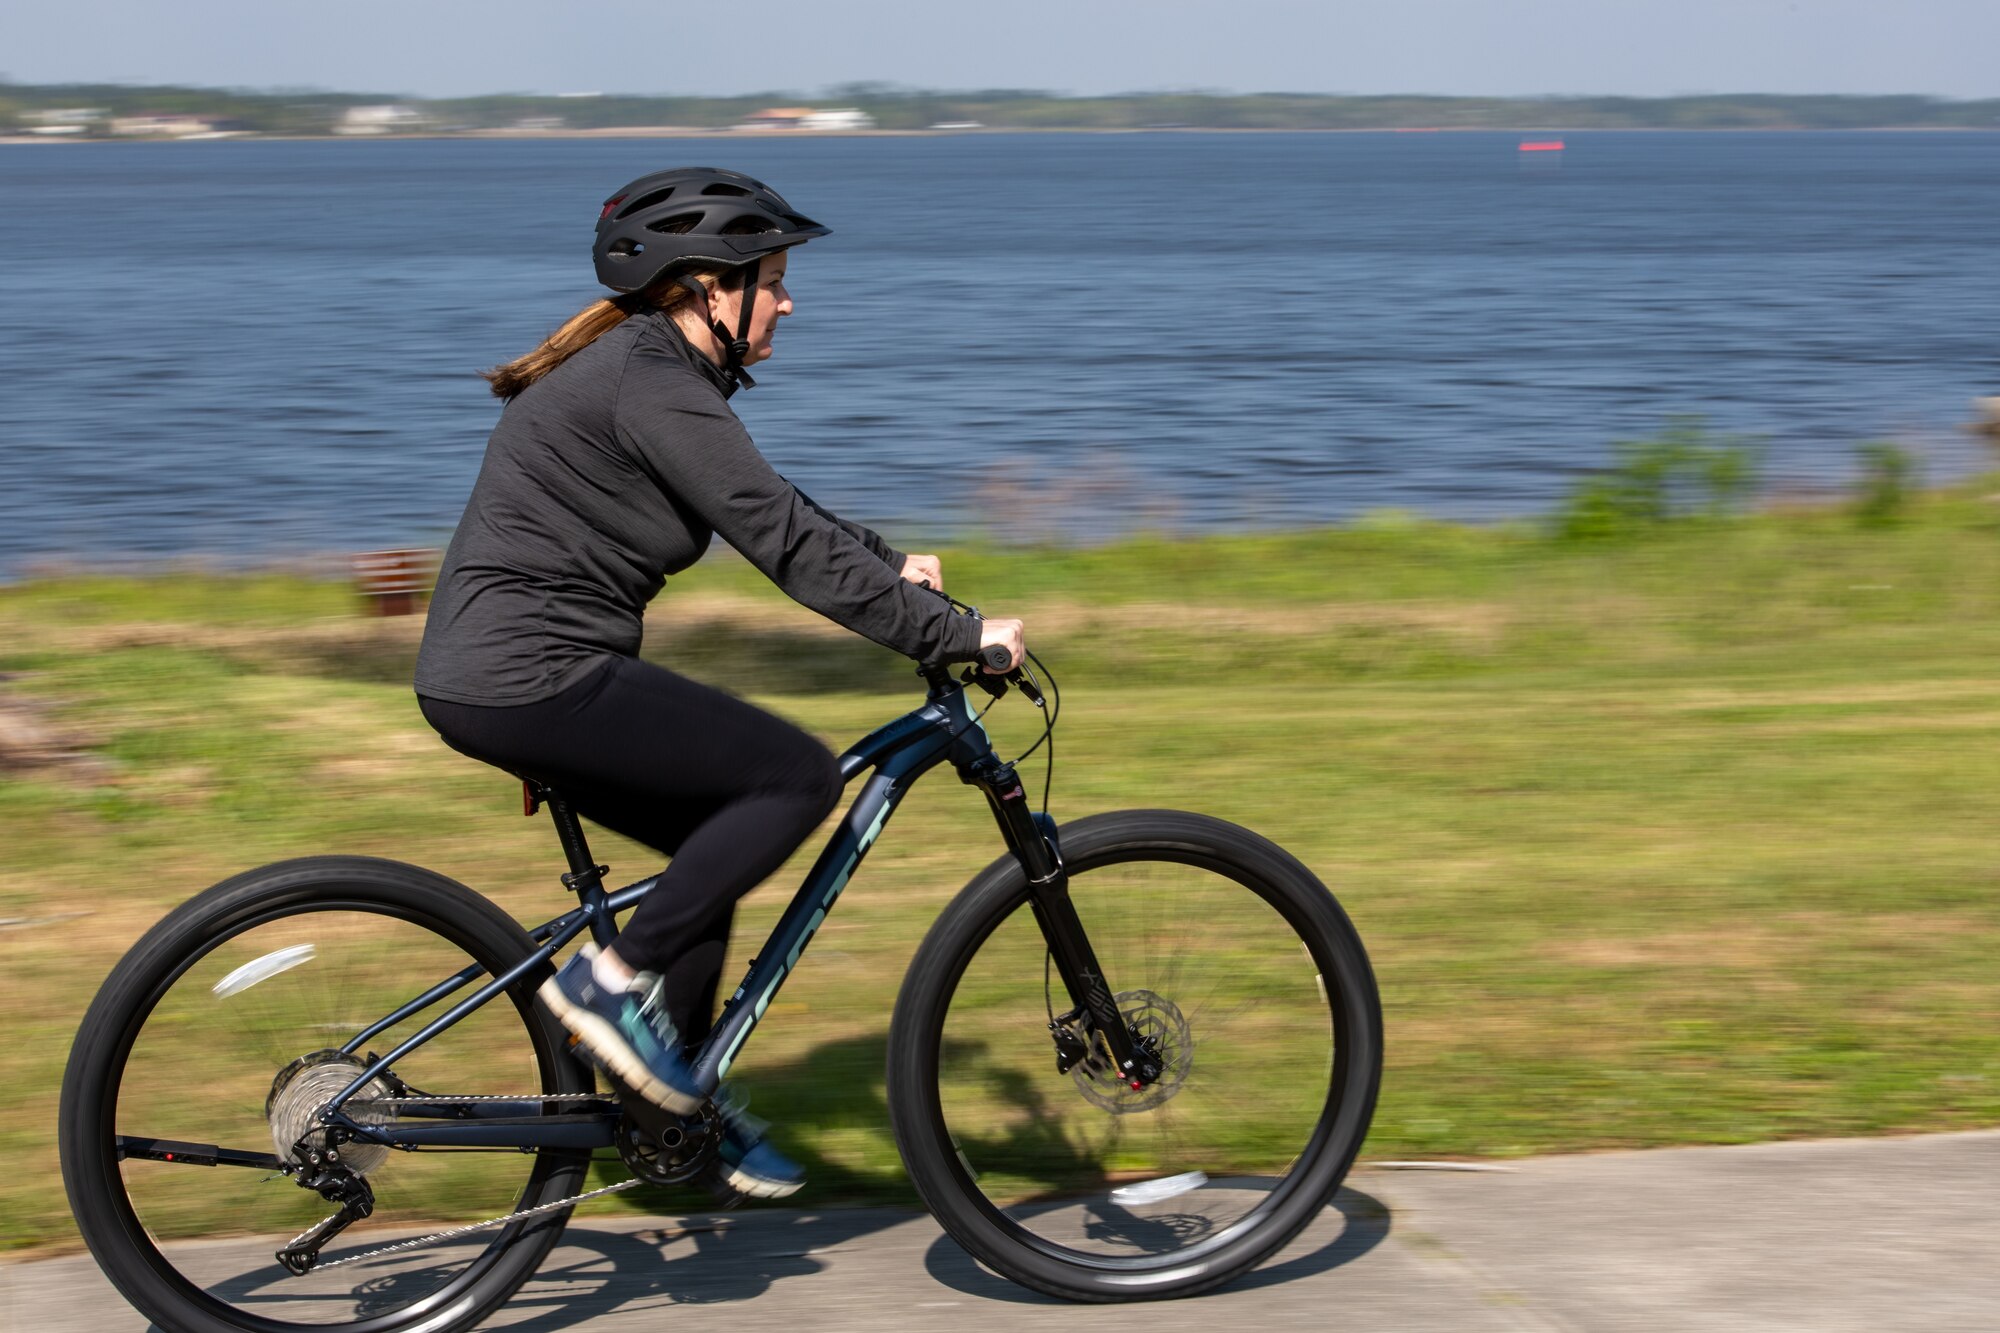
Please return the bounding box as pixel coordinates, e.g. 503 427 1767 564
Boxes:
109 114 217 138
734 106 875 132
336 105 427 135
800 107 874 131
736 106 814 131
23 108 103 136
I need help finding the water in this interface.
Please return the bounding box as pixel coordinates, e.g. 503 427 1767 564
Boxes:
2 132 1996 574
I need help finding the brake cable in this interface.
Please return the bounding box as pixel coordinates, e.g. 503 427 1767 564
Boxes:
928 596 1069 1037
937 592 1060 818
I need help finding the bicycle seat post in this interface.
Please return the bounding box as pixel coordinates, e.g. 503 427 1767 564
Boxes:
530 782 610 903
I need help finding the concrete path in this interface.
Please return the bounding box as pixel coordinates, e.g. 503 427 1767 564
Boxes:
9 1131 2000 1332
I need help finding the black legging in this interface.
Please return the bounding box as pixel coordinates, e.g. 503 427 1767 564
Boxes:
418 654 842 1045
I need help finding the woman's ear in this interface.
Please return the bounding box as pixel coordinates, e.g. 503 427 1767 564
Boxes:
699 279 737 330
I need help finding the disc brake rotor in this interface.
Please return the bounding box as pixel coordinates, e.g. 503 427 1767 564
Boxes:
1071 989 1192 1113
266 1050 393 1174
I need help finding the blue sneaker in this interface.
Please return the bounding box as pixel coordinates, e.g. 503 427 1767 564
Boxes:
711 1091 806 1200
538 946 702 1114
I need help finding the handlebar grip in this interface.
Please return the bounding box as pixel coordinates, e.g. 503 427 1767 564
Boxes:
977 643 1016 672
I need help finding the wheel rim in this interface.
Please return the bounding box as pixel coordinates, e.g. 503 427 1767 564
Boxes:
96 901 568 1329
928 849 1351 1269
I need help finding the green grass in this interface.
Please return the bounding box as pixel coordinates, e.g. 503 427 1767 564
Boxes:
6 478 2000 1250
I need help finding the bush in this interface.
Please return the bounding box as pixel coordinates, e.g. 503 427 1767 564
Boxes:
1853 441 1915 527
1551 419 1759 542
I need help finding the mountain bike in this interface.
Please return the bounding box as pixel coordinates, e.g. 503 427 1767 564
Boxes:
59 619 1382 1333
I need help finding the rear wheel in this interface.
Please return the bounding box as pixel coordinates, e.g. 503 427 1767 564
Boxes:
887 810 1381 1302
59 856 591 1333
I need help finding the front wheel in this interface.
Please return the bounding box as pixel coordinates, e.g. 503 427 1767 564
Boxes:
887 810 1382 1302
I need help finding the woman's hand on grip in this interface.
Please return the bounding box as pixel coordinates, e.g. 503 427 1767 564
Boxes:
978 618 1025 672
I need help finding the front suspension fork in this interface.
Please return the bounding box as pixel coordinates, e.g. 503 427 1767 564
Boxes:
971 757 1161 1088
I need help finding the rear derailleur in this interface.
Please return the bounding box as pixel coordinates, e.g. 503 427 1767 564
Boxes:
276 1147 375 1276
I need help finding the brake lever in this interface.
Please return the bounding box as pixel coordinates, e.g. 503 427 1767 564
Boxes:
956 664 1043 707
961 665 1008 700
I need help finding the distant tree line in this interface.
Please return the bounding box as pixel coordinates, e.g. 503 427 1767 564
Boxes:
6 80 1998 135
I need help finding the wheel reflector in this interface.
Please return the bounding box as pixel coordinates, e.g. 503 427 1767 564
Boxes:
211 943 316 997
1109 1171 1208 1206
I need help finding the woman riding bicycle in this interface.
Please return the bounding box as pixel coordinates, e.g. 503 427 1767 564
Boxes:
412 166 1025 1201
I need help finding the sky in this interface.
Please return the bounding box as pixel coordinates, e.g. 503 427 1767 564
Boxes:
5 0 1998 101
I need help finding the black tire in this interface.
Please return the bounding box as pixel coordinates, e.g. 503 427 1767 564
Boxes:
59 856 592 1333
887 810 1381 1302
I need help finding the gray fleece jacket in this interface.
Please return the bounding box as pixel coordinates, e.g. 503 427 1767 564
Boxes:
415 309 981 705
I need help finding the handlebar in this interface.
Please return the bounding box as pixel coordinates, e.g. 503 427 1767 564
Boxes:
914 581 1021 675
918 635 1041 706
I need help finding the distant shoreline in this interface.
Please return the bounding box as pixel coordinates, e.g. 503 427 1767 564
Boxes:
8 124 2000 146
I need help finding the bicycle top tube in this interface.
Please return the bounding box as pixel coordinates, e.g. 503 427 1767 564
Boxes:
836 668 993 782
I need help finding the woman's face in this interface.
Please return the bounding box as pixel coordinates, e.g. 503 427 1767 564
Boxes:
707 252 793 365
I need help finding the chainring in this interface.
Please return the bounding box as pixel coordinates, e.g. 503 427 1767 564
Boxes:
266 1050 393 1174
615 1103 721 1186
1071 988 1193 1113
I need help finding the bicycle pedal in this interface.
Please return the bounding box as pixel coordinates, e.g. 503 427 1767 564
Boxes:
702 1172 750 1210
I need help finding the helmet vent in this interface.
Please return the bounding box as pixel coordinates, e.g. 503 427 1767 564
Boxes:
700 182 753 197
617 187 676 218
644 212 704 235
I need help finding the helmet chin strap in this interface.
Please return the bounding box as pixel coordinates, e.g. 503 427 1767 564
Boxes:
675 258 762 390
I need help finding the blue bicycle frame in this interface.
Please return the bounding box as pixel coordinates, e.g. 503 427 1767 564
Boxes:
254 665 1146 1160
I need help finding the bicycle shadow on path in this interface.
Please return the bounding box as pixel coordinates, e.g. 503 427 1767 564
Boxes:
464 1182 1389 1333
486 1209 910 1332
512 1023 1387 1328
159 1029 1384 1331
919 1184 1392 1306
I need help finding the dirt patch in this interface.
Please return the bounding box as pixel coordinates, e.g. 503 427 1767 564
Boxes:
1541 928 1796 970
650 592 1510 645
1653 681 2000 712
15 616 428 686
1726 712 2000 737
0 675 111 780
1537 911 1993 972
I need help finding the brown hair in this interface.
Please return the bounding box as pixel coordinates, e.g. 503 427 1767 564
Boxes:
482 270 728 400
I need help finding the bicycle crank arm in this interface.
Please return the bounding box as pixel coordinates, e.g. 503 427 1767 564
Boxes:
602 1068 722 1185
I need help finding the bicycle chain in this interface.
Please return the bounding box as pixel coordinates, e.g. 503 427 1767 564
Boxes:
293 1176 643 1272
292 1090 635 1274
350 1092 613 1105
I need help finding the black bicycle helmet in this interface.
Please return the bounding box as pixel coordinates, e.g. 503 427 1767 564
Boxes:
592 167 828 389
593 166 829 293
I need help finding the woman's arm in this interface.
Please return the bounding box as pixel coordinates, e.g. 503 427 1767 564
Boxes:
620 391 982 663
791 485 905 570
794 486 943 590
